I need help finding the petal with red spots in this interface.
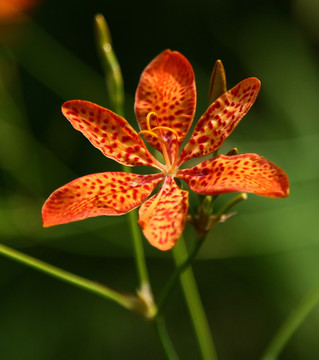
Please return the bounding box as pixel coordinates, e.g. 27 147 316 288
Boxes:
178 154 289 198
62 100 161 169
135 50 196 156
42 172 163 227
138 177 189 251
178 78 261 165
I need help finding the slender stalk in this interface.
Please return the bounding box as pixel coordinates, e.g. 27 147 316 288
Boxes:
214 192 247 221
261 282 319 360
127 210 149 285
94 13 124 114
173 236 218 360
155 316 180 360
94 14 152 296
0 244 146 314
158 193 247 316
157 235 205 315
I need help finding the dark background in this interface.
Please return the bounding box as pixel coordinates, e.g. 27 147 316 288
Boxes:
0 0 319 359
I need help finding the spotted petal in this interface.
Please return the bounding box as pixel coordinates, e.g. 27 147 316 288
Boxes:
178 78 261 165
138 177 189 251
135 50 196 155
62 100 161 169
178 154 289 198
42 172 163 227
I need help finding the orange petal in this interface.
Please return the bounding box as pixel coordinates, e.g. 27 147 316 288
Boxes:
62 100 161 169
138 177 189 251
42 172 163 227
179 78 261 165
178 154 289 198
135 50 196 156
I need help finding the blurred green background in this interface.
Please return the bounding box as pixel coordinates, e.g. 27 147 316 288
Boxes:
0 0 319 359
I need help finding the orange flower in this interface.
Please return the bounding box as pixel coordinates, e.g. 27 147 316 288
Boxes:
42 50 289 251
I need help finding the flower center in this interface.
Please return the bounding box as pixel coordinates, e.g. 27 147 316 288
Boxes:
139 112 179 174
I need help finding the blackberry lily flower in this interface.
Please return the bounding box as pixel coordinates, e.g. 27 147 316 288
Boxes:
42 50 289 251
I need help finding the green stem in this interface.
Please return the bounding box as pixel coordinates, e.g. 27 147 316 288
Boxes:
214 192 247 222
94 14 124 113
157 235 205 315
173 236 218 360
127 209 150 286
0 243 145 314
155 316 180 360
94 13 152 298
261 282 319 360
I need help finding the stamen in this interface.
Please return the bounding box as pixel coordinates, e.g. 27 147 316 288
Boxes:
138 112 181 171
146 112 158 131
139 129 161 140
152 126 179 138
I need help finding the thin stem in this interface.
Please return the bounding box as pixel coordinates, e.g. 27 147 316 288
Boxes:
94 14 124 113
173 236 218 360
94 14 152 301
158 193 247 318
155 316 180 360
157 235 205 316
0 244 145 314
261 282 319 360
127 208 150 286
214 192 247 221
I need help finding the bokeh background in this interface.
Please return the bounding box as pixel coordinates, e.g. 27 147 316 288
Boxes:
0 0 319 359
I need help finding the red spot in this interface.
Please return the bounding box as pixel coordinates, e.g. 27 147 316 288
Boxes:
122 135 131 143
197 135 209 144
